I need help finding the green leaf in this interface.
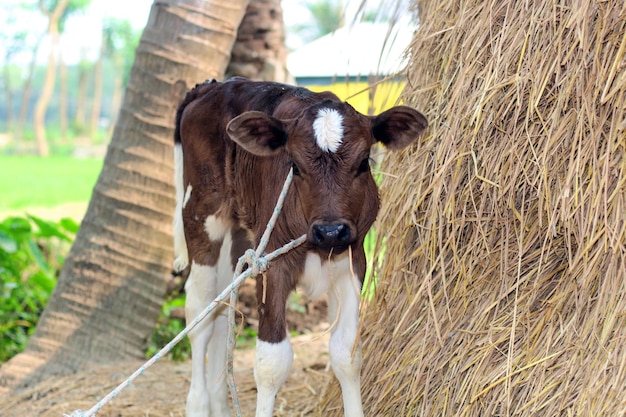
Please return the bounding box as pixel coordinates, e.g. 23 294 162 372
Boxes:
27 240 51 276
4 217 31 236
28 214 71 242
0 232 18 253
168 296 186 308
28 271 56 294
59 217 80 234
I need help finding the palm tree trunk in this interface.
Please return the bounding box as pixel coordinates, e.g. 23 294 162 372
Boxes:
107 74 123 139
226 0 289 82
0 0 249 393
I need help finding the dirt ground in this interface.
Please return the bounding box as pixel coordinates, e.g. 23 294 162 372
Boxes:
0 270 336 417
0 204 339 416
0 331 336 417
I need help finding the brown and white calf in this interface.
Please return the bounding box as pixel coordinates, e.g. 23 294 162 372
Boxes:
173 77 427 417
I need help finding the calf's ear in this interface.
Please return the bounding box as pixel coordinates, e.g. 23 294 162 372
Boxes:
226 111 288 156
370 106 428 150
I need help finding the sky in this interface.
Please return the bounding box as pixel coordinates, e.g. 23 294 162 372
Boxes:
2 0 318 66
2 0 413 75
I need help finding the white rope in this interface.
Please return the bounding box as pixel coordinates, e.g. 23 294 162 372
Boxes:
65 168 303 417
226 166 296 416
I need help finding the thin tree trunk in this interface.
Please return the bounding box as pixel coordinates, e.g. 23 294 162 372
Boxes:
2 64 14 133
33 34 57 156
74 48 89 134
0 0 249 393
33 0 70 157
226 0 290 82
16 37 43 142
58 49 68 142
89 34 104 138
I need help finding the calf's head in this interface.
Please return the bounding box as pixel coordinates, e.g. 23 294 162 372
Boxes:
226 101 427 254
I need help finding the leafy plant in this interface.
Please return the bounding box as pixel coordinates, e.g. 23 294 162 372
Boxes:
0 215 77 363
146 292 262 361
146 294 191 362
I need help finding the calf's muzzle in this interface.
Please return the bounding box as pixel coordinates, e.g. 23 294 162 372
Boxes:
308 220 356 253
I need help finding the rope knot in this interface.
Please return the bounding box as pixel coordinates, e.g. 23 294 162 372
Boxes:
243 249 269 276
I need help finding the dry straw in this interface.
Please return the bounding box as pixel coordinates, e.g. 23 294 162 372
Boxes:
322 0 626 415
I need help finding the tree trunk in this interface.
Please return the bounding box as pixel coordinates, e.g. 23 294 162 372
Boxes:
16 36 43 142
32 33 57 156
74 48 89 135
3 65 15 133
107 73 123 139
0 0 249 393
33 0 70 157
89 33 104 138
226 0 290 82
58 49 68 142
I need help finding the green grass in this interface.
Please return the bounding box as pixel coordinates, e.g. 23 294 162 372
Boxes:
0 155 103 211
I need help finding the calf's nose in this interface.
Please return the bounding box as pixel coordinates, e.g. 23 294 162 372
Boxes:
309 222 353 251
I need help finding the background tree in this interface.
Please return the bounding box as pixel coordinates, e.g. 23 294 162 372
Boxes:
1 15 27 133
88 26 104 138
290 0 344 44
72 47 90 134
57 47 69 141
288 0 405 47
0 0 251 392
101 18 140 138
32 0 91 155
0 2 43 144
32 0 69 156
15 33 44 144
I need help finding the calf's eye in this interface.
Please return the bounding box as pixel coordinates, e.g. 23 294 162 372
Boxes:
291 161 301 176
357 158 371 174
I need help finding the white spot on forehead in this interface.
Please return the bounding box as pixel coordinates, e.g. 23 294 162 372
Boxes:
313 108 343 153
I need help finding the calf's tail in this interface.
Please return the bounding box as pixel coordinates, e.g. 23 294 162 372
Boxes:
172 80 218 272
172 141 189 273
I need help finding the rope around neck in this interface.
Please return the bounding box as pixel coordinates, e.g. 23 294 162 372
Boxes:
66 168 303 417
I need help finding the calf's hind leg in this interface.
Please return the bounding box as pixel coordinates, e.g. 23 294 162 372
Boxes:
184 216 233 417
185 260 222 417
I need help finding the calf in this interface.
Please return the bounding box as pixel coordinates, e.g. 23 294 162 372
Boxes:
173 77 427 417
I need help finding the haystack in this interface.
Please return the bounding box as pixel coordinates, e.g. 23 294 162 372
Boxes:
322 1 626 415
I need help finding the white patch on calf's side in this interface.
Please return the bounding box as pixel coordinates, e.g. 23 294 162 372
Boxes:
313 108 343 153
173 143 189 272
205 215 229 242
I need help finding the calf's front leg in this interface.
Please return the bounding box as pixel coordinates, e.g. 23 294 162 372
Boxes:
253 271 294 417
327 251 365 417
